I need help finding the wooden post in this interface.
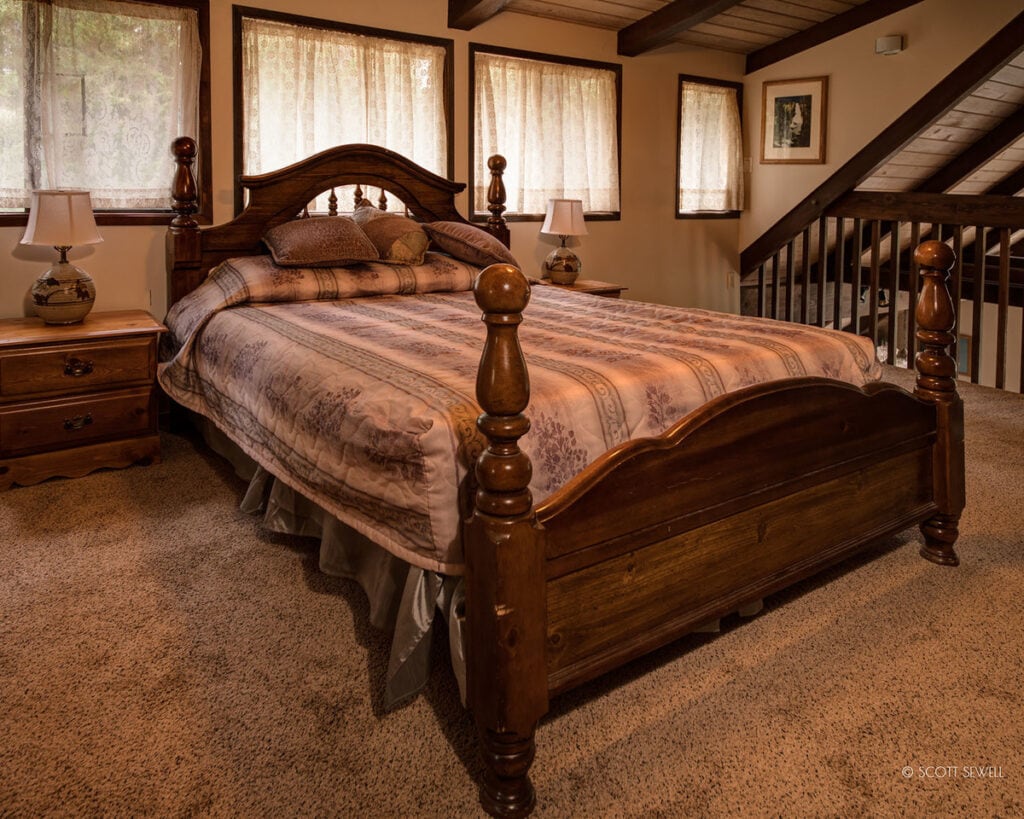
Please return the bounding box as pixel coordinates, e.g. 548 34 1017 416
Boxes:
166 136 202 307
466 264 548 817
486 155 511 248
913 240 965 566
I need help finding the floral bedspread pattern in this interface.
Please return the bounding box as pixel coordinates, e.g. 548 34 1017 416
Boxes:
160 255 881 573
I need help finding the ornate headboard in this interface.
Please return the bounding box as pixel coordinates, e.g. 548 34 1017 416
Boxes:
166 137 510 306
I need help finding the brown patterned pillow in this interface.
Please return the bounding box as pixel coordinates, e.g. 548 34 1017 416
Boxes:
263 217 379 267
423 221 519 268
359 214 430 265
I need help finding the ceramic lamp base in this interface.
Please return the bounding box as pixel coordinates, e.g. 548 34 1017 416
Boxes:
32 261 96 324
543 246 582 285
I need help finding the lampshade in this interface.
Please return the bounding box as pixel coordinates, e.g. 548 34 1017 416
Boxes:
541 199 588 238
540 199 587 285
20 189 103 325
21 190 104 249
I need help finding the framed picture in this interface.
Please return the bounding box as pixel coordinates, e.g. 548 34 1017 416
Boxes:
760 76 828 164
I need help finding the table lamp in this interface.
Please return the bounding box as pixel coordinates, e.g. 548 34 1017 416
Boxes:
541 199 587 284
20 189 103 324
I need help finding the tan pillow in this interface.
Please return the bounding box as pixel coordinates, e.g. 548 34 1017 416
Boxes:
423 221 519 268
263 217 379 267
359 214 430 265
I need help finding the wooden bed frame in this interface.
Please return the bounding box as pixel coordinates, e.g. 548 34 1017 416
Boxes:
166 138 965 817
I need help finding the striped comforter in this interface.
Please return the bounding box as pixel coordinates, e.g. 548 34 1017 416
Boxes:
159 254 881 573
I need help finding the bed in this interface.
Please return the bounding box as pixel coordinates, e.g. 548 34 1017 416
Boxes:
162 137 965 817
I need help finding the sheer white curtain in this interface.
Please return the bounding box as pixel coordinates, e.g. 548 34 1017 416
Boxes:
241 17 447 184
474 51 619 215
0 0 199 209
678 81 744 214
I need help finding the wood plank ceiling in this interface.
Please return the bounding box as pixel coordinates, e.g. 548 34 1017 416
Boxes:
449 0 925 72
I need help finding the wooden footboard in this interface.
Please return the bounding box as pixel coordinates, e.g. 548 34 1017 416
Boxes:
465 241 964 817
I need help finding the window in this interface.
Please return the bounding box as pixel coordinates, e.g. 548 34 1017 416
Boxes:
0 0 209 224
677 75 743 218
472 45 620 219
236 8 452 211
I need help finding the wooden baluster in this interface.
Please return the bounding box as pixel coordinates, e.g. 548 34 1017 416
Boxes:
800 227 811 324
971 226 985 383
906 222 922 368
378 189 388 211
887 220 900 365
996 227 1010 390
832 216 845 331
849 218 863 334
913 240 964 567
757 262 766 317
328 188 338 216
868 220 881 350
784 238 795 322
770 251 780 319
354 184 364 207
816 216 828 327
466 264 548 818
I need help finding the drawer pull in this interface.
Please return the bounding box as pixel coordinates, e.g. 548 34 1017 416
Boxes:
64 358 95 377
64 413 93 431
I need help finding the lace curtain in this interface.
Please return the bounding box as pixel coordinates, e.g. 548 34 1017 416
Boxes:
241 16 447 197
474 52 620 215
678 81 744 214
0 0 199 210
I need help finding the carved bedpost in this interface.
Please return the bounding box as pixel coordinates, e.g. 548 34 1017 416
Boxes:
166 136 202 307
466 264 548 818
913 240 965 567
486 155 511 248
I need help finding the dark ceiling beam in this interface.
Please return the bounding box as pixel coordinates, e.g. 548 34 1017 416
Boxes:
741 10 1024 275
448 0 512 30
745 0 925 74
916 106 1024 193
618 0 743 57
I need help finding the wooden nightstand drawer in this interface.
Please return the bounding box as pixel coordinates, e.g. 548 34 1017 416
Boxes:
0 336 156 400
0 387 155 458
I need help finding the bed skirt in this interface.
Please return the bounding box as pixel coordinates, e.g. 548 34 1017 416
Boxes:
196 418 468 709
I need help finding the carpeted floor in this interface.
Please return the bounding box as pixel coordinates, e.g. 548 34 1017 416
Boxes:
2 367 1022 817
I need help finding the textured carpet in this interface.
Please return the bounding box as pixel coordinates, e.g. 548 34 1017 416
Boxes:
2 367 1022 817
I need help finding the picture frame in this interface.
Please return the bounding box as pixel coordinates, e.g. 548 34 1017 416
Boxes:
760 76 828 164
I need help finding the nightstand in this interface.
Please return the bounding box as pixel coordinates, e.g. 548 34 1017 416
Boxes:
0 310 165 489
537 278 627 298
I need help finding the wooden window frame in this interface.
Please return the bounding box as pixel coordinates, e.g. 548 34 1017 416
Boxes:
676 73 743 221
0 0 212 228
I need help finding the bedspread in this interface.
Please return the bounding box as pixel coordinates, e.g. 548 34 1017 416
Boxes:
159 255 881 573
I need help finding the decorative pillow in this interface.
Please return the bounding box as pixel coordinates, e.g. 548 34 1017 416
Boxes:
359 214 430 265
423 220 519 268
263 217 379 267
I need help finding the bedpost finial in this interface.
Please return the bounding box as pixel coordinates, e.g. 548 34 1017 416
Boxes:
170 135 199 229
487 154 507 174
474 263 530 315
914 239 955 273
172 135 197 161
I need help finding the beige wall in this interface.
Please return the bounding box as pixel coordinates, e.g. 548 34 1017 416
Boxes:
740 0 1023 250
1 0 744 321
